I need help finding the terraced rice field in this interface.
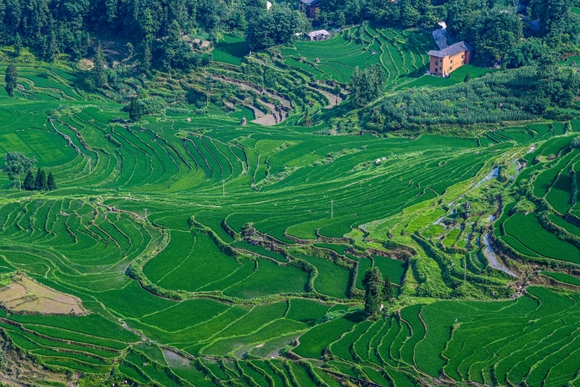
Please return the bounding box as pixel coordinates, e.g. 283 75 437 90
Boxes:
1 61 580 386
281 26 433 87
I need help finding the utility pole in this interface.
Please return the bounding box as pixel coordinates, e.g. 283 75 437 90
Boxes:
330 199 334 219
222 180 225 197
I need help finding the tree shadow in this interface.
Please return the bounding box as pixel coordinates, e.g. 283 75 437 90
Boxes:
344 311 367 323
215 41 247 59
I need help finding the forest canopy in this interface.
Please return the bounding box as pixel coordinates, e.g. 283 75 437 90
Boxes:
0 0 578 72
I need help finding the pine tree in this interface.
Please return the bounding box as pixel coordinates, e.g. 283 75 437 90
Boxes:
34 169 44 190
383 274 395 302
23 171 35 191
14 33 21 57
47 172 57 191
364 291 380 315
44 32 58 62
40 170 48 191
5 63 18 97
362 267 383 315
34 169 41 190
464 72 472 82
141 39 152 74
92 42 107 88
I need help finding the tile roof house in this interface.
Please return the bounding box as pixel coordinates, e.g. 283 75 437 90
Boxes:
428 41 473 77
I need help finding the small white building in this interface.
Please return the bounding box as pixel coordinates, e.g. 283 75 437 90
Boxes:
307 30 331 41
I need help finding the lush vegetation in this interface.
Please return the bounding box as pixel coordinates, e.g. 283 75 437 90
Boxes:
0 0 579 385
0 55 579 385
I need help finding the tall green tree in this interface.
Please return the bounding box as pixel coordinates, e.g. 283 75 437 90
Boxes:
141 39 152 74
529 0 570 36
383 274 395 302
40 170 48 191
4 63 18 97
2 152 36 189
42 31 58 62
349 64 385 108
13 32 21 56
467 9 522 65
92 42 107 88
23 170 35 191
129 98 143 121
47 172 56 191
35 168 47 191
445 0 489 39
362 267 383 315
246 6 305 51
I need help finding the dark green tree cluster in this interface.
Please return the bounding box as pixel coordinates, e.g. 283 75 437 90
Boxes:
364 66 580 132
444 0 579 67
159 20 213 73
129 98 144 121
23 169 56 191
363 0 446 29
1 152 36 190
467 9 523 65
246 6 306 51
526 0 580 49
445 0 522 66
127 96 166 121
362 267 395 315
349 64 385 108
316 0 366 26
0 0 230 66
530 58 580 114
4 63 17 97
92 43 107 88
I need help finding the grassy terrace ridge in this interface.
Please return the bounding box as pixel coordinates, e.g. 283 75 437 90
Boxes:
1 41 580 386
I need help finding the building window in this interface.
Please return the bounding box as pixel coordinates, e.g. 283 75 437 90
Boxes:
450 60 453 64
461 54 465 59
435 60 438 65
449 66 453 71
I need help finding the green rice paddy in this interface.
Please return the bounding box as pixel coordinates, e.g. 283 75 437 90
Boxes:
0 53 580 387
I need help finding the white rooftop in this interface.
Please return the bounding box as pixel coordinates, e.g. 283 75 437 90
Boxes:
308 30 330 37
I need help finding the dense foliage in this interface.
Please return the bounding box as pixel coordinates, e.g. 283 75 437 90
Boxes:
246 6 306 51
446 0 580 66
2 32 580 384
4 63 16 97
363 66 580 132
349 64 385 108
1 151 35 190
0 0 232 59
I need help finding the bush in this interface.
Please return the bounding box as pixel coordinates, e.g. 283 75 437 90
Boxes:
363 66 579 132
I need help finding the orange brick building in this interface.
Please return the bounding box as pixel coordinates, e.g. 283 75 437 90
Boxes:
428 42 473 77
